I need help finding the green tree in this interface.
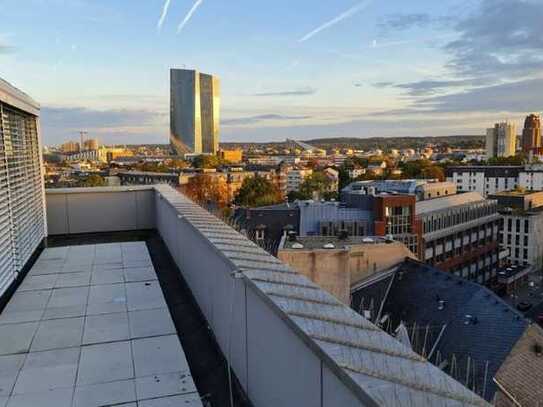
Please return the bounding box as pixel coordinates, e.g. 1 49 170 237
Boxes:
234 176 282 207
81 174 106 187
192 155 224 169
400 160 444 181
299 172 333 200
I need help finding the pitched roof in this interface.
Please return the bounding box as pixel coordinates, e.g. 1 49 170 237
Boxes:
494 324 543 406
352 260 528 402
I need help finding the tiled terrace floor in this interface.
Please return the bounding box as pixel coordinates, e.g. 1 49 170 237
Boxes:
0 242 202 407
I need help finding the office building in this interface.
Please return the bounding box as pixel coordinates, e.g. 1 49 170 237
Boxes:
417 192 500 283
522 113 541 154
0 78 47 298
489 190 543 268
170 69 220 156
486 121 516 158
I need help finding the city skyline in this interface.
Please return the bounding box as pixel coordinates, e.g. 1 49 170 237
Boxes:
1 0 542 145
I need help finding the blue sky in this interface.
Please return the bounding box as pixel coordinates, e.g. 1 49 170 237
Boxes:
1 0 543 145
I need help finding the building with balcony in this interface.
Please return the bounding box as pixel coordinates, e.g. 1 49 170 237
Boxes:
0 78 46 300
417 192 500 284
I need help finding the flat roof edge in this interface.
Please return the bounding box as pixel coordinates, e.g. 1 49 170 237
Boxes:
0 78 40 115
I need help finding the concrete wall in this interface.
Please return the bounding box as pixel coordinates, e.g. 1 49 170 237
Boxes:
278 242 415 304
45 187 155 235
44 186 484 406
277 248 351 304
152 186 372 406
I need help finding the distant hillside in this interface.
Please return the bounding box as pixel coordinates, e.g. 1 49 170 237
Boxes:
221 135 485 151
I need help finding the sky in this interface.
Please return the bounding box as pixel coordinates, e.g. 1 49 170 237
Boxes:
1 0 543 145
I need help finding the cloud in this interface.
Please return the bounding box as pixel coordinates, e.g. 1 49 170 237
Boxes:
376 78 494 96
445 0 543 79
372 81 394 88
252 87 317 97
177 0 204 34
157 0 172 31
372 78 543 116
378 13 453 32
41 106 167 145
223 114 312 126
298 0 372 42
376 1 543 109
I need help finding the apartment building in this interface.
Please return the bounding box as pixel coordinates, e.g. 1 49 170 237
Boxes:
446 166 523 196
0 78 47 298
286 168 313 193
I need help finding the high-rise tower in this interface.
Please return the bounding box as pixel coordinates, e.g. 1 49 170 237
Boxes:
170 69 220 156
522 114 541 153
486 121 516 158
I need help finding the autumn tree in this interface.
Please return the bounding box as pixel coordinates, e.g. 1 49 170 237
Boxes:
234 175 282 207
182 174 229 208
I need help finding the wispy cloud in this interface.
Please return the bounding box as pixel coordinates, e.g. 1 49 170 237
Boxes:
298 0 372 43
177 0 204 34
223 114 312 126
252 87 317 97
157 0 172 31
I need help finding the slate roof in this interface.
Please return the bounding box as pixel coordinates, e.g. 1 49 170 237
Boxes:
352 259 529 402
155 185 490 406
494 324 543 407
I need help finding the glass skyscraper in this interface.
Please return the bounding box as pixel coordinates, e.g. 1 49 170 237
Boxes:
170 69 220 156
0 78 46 297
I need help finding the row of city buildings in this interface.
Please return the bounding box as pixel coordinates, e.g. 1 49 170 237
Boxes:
3 75 543 406
485 114 541 158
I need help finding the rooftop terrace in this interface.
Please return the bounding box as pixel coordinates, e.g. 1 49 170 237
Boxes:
0 241 201 407
0 185 491 406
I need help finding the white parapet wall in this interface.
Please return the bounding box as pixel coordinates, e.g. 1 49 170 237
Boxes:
45 186 490 407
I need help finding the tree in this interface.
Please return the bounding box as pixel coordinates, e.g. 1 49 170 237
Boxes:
421 165 445 182
235 176 282 207
234 175 282 207
81 174 106 187
192 155 224 169
298 172 334 200
400 159 444 181
182 174 229 209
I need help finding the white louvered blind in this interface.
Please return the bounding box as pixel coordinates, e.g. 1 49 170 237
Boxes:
0 101 46 298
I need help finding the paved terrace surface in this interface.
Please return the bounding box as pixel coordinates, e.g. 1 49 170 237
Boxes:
0 242 202 407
